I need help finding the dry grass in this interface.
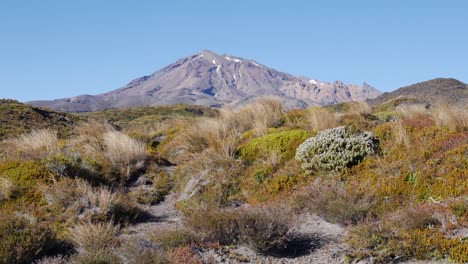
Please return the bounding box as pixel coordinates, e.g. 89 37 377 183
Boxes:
34 255 68 264
103 130 148 177
42 178 119 221
185 206 291 252
307 107 338 132
8 129 59 160
349 101 372 116
240 97 283 136
180 97 283 158
292 182 376 225
391 118 410 147
68 221 120 254
395 104 429 119
73 121 111 140
430 105 468 132
0 176 18 202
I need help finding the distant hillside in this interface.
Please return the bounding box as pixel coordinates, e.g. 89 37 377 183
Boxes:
368 78 468 107
82 104 218 127
28 50 381 112
0 99 79 140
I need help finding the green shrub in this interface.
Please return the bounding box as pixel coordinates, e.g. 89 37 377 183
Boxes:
295 126 379 173
0 161 52 202
0 214 55 264
238 129 310 164
0 161 52 188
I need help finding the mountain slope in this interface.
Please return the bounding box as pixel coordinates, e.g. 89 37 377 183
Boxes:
28 50 381 112
368 78 468 107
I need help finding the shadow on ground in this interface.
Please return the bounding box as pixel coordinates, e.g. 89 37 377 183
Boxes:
266 234 325 258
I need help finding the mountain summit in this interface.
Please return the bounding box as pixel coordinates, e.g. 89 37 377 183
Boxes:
29 50 381 112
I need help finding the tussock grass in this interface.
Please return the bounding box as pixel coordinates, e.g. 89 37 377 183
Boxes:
180 97 283 158
349 101 372 116
103 130 148 178
0 176 18 202
69 221 119 253
430 105 468 132
307 107 338 132
390 118 410 147
42 178 142 224
68 221 120 263
9 129 59 160
395 104 429 119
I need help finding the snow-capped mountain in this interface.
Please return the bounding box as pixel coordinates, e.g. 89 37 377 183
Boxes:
28 50 381 112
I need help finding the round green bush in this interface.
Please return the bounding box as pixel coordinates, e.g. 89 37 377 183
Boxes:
295 126 379 173
237 129 311 164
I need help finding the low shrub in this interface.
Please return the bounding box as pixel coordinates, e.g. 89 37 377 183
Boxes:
151 229 200 249
168 244 202 264
184 206 291 253
0 214 56 264
118 241 170 264
129 186 165 205
295 126 379 173
237 129 310 165
347 203 468 263
0 160 53 202
291 183 376 225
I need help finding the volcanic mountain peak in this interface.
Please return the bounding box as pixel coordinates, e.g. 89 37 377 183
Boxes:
28 50 381 112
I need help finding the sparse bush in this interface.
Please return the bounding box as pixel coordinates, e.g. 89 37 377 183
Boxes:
0 214 56 264
185 206 291 253
42 179 143 224
291 183 376 225
151 228 200 249
119 241 170 264
347 217 467 263
295 126 379 173
168 244 202 264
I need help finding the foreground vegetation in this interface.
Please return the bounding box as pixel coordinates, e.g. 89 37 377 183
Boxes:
0 98 466 263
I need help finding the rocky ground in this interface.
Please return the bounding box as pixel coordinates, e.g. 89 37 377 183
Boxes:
118 164 450 264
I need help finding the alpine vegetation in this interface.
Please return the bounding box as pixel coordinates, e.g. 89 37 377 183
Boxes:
295 126 379 173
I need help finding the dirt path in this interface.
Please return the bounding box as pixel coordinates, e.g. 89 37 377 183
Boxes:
119 195 448 264
119 192 182 246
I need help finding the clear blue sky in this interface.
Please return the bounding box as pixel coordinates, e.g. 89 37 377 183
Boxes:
1 0 467 102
